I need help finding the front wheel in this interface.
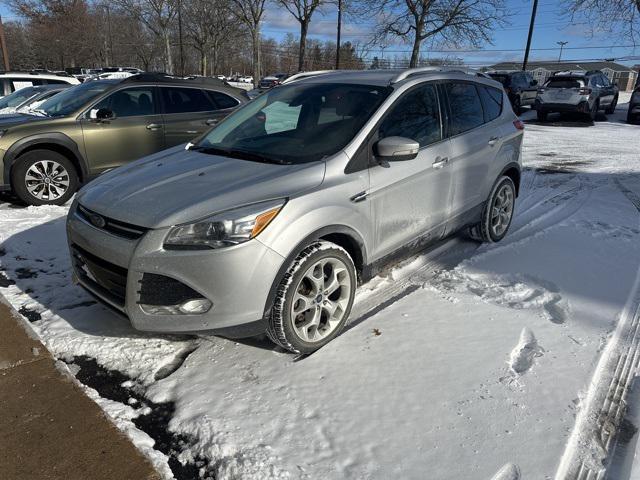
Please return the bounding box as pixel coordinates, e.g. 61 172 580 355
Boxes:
605 95 618 115
513 96 522 116
472 176 516 243
11 150 78 206
537 109 548 122
267 241 356 354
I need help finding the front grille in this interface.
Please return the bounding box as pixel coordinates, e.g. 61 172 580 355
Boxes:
76 205 148 240
138 273 204 306
71 245 128 307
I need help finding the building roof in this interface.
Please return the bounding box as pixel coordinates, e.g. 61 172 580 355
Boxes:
489 61 636 73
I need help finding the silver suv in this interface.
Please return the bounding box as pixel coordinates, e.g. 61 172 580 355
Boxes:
535 70 619 122
66 68 524 353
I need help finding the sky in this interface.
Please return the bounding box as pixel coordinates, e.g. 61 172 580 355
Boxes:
0 0 637 68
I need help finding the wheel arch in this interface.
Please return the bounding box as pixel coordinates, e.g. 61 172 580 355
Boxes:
500 162 521 197
262 224 368 319
4 134 88 186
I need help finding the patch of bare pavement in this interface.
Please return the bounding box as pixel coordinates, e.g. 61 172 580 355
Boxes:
0 294 161 480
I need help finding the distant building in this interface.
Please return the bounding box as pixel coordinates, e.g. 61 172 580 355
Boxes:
488 61 638 91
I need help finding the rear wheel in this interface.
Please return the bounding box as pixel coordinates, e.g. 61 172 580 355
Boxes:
605 95 618 115
537 109 548 122
11 150 78 206
513 96 522 115
588 100 599 121
629 112 639 125
267 241 357 354
472 176 516 243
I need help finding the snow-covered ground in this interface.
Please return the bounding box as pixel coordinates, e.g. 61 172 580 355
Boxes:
1 93 639 479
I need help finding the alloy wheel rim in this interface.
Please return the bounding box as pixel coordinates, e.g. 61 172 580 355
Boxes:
25 160 70 201
491 183 514 237
290 257 352 343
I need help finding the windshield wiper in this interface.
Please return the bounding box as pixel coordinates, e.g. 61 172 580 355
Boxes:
29 108 49 117
189 145 290 165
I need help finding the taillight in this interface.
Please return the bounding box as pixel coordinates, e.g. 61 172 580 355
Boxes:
513 119 525 130
579 87 592 95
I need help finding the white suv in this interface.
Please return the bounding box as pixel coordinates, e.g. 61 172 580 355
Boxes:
0 72 79 98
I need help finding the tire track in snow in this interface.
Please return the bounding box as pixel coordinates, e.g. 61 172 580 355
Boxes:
554 181 640 480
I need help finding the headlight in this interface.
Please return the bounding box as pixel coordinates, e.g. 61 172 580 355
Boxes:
164 199 285 249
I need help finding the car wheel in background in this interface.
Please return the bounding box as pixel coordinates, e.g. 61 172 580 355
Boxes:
537 109 548 122
11 150 79 206
605 95 618 115
589 100 599 121
513 96 522 116
267 241 357 354
472 176 516 243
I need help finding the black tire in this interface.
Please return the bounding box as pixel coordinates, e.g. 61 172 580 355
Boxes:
588 100 599 121
629 112 639 125
471 176 516 243
513 96 522 116
11 150 79 206
267 241 357 354
605 95 618 115
537 109 548 122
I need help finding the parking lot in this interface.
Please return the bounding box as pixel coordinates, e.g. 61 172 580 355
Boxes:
0 92 639 479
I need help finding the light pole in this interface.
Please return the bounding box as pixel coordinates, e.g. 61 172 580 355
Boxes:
522 0 538 71
557 41 568 62
336 0 342 70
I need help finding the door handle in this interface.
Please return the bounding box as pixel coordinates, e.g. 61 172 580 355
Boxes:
350 191 368 203
488 136 500 146
432 157 449 169
146 123 161 131
205 119 219 126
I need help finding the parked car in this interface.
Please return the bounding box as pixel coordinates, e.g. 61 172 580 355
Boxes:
535 70 619 122
0 84 70 114
628 80 640 125
258 73 289 91
487 70 538 114
66 68 524 353
0 73 248 205
0 71 79 97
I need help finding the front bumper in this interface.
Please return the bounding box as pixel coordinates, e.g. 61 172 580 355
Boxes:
66 203 285 335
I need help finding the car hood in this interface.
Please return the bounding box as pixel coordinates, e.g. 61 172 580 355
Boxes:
0 113 48 127
76 145 327 229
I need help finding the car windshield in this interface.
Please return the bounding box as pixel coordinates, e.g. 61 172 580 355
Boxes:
489 74 510 86
38 81 113 117
0 87 40 109
195 83 390 164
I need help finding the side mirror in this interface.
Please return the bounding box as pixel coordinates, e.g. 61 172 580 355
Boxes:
375 136 419 162
89 108 115 122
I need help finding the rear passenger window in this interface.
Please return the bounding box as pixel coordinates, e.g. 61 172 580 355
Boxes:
207 91 238 109
378 83 441 147
11 78 43 92
478 86 502 122
161 87 216 114
445 82 484 135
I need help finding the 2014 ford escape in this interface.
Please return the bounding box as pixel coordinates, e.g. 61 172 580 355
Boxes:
66 68 524 353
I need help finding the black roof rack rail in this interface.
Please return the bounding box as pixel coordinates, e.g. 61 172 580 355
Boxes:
121 72 228 86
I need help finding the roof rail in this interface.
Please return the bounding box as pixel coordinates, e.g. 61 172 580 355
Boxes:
281 70 334 84
390 66 487 84
122 72 228 86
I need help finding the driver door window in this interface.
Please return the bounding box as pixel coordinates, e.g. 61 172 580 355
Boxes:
93 87 156 117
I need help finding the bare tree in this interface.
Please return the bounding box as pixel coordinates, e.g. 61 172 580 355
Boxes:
365 0 506 68
278 0 323 71
230 0 267 85
183 0 239 75
565 0 640 42
112 0 178 73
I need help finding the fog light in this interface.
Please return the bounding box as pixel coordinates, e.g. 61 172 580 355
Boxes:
178 299 212 314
